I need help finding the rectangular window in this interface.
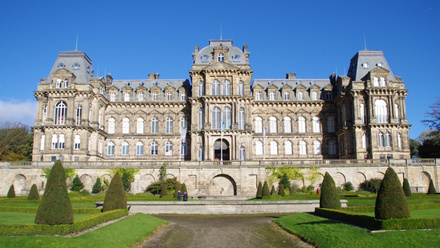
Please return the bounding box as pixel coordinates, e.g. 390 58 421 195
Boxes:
360 104 365 124
74 135 81 150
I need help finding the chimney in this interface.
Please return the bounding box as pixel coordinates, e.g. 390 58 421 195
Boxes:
148 73 160 79
106 73 113 85
286 73 296 79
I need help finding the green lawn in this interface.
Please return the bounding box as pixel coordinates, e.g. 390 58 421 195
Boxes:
0 213 168 248
0 212 92 224
275 213 440 248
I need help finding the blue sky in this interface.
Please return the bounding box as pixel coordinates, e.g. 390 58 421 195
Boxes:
0 0 439 139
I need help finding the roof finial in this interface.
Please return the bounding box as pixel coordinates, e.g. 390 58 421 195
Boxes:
364 32 367 50
220 24 222 40
75 33 78 51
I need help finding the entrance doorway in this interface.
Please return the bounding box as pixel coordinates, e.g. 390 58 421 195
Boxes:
214 139 230 161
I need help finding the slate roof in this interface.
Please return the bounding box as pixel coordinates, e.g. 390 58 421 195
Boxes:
347 50 396 81
44 51 94 84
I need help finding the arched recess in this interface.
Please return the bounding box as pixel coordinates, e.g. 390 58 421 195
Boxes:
374 171 385 180
352 172 366 190
133 174 155 193
101 174 112 191
420 171 432 192
208 174 237 196
12 174 27 195
166 173 176 179
333 172 346 187
80 174 93 191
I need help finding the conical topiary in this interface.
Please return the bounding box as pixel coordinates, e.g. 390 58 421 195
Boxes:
103 172 127 212
278 184 285 196
7 184 15 198
271 185 276 195
160 182 168 198
35 161 74 225
375 167 410 219
256 182 263 199
181 183 187 195
27 184 39 200
320 172 341 209
402 178 411 197
173 182 181 198
92 178 102 194
428 179 436 194
70 175 84 192
262 181 270 197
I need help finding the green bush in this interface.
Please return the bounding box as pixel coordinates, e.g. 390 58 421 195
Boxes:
343 181 354 191
256 182 263 199
375 167 410 219
262 181 270 197
270 185 276 195
403 178 412 196
319 172 341 209
70 175 84 192
79 189 91 196
7 185 15 198
181 183 187 195
92 178 102 194
306 185 314 191
278 184 285 196
35 160 74 225
290 182 300 194
173 182 181 198
146 178 180 195
428 179 436 194
27 184 39 200
103 172 127 212
359 178 382 193
121 172 131 192
160 182 168 198
279 173 291 191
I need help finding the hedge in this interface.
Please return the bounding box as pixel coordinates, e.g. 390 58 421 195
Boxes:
315 208 440 230
344 203 440 213
0 206 100 214
0 209 128 236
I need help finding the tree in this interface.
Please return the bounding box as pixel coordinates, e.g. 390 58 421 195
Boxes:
35 161 74 225
160 182 168 198
342 181 354 191
92 178 102 194
270 185 276 195
402 178 411 197
146 178 180 195
428 179 437 194
159 163 167 181
27 184 39 200
121 172 131 192
70 175 84 191
173 182 181 198
262 181 270 197
7 184 15 198
410 139 421 158
375 167 410 219
181 183 188 197
0 122 33 161
418 136 440 158
422 100 440 135
102 172 127 212
320 172 341 209
279 173 291 191
278 184 285 196
359 178 382 193
256 182 263 199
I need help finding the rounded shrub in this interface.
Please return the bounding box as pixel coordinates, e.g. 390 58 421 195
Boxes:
160 182 168 198
262 181 270 197
270 185 276 195
375 167 410 219
35 160 74 225
278 184 285 196
256 182 263 199
7 184 15 198
428 179 436 194
320 172 341 209
70 175 84 192
402 178 411 197
27 184 39 200
92 177 102 194
103 172 127 212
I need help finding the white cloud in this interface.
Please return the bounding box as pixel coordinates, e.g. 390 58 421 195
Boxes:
0 99 37 126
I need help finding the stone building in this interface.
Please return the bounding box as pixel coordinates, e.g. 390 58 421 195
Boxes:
32 40 411 162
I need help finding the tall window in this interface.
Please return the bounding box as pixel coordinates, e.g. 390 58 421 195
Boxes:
58 134 65 149
110 93 116 102
255 91 261 100
122 142 129 155
284 117 291 133
180 117 187 133
54 101 67 125
298 91 304 100
63 79 68 88
238 81 244 96
284 91 290 100
151 141 158 156
136 142 143 156
375 100 388 123
40 135 45 150
299 141 307 155
238 108 245 130
51 134 58 149
255 117 263 133
256 141 263 155
166 117 173 134
326 91 332 100
373 77 379 87
398 133 402 149
223 107 232 129
239 146 245 160
198 108 204 130
74 135 81 150
212 107 221 129
165 141 173 155
212 80 220 95
124 92 130 102
312 117 320 133
270 141 278 155
328 141 336 155
222 80 231 95
394 104 399 123
75 105 82 126
285 141 292 155
362 133 368 149
108 118 115 134
198 146 204 161
42 105 47 123
327 116 335 133
378 132 384 147
138 92 144 101
298 116 306 133
379 77 386 87
313 141 321 155
56 79 62 88
269 117 277 133
180 92 186 101
269 91 275 100
311 92 318 100
218 53 224 62
122 118 130 134
137 118 144 134
181 142 187 155
107 142 115 155
152 92 158 101
360 104 365 124
167 92 173 101
385 132 391 147
198 81 204 96
151 117 158 133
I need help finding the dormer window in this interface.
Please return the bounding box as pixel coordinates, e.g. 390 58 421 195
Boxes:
379 77 386 87
201 55 209 63
326 91 332 100
167 92 173 101
72 63 80 70
63 78 68 88
362 62 369 69
311 91 318 100
269 91 275 100
373 77 379 87
298 91 304 100
56 79 62 88
152 92 158 101
218 53 224 62
87 66 91 74
255 91 261 100
57 63 65 68
377 62 383 67
232 54 240 62
124 92 130 102
283 91 290 100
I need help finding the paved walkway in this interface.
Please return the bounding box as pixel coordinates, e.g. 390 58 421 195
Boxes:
139 215 312 248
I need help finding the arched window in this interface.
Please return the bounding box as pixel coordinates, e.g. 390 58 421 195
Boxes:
327 116 335 133
269 117 277 133
238 81 244 96
313 141 321 155
373 77 379 87
166 117 173 134
124 92 130 102
255 91 261 100
180 92 186 101
328 141 336 155
40 134 45 150
122 142 129 156
198 108 204 130
212 107 221 129
75 105 82 126
74 135 80 150
212 80 220 95
299 141 307 155
311 92 318 100
379 77 386 87
167 92 173 101
198 81 204 96
238 108 245 130
122 118 130 134
108 118 115 134
151 117 158 133
385 132 391 147
284 91 290 100
394 104 399 123
298 116 306 133
198 146 204 161
110 93 116 102
285 141 292 155
270 141 278 155
269 91 275 100
137 118 144 134
223 107 232 129
362 133 368 149
255 117 263 133
312 117 320 133
63 79 68 88
42 106 47 123
398 133 402 149
239 146 245 160
284 117 291 133
165 141 173 155
180 117 187 132
375 100 388 123
150 141 158 156
138 92 144 101
256 141 263 155
136 142 143 156
222 80 231 95
54 101 67 125
107 142 115 155
378 132 384 147
152 92 158 101
298 91 304 100
56 79 62 88
218 53 224 62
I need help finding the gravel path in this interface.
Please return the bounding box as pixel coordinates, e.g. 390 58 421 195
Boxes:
139 215 312 248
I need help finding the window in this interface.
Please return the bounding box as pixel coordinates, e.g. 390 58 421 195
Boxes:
311 92 318 100
385 132 391 147
360 104 365 124
269 91 275 100
110 93 116 102
255 91 261 100
74 135 80 150
42 106 47 123
394 104 399 123
63 79 68 88
283 91 290 100
314 141 321 155
57 63 65 68
223 107 232 129
255 117 263 133
137 118 144 134
198 82 204 96
72 63 80 70
222 80 231 95
375 100 388 123
181 142 187 155
107 142 115 156
212 80 220 95
122 142 129 155
40 135 45 150
270 141 278 155
59 134 65 149
166 117 173 134
151 117 158 133
108 118 115 134
326 91 332 100
56 79 62 88
201 55 209 63
398 133 402 149
285 141 292 155
283 117 291 133
269 117 277 133
238 81 244 96
379 77 386 87
312 117 320 133
378 132 384 147
51 134 58 149
167 92 173 101
238 108 245 130
198 108 204 130
237 146 245 160
122 118 130 134
298 117 306 133
198 147 204 161
298 91 304 100
151 141 158 156
373 77 379 87
136 142 144 156
54 101 67 125
152 92 158 101
75 105 82 126
256 141 263 155
233 54 240 62
328 141 336 155
124 92 130 102
180 92 186 101
327 116 335 133
362 133 368 149
165 141 173 155
138 92 144 101
299 141 307 155
218 53 224 62
212 107 221 129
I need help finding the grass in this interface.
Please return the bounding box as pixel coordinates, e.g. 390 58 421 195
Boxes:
275 213 440 248
0 213 168 248
0 212 92 224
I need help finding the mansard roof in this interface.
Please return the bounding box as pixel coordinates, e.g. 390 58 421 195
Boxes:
111 79 190 91
194 40 248 65
347 50 396 82
45 51 94 84
252 79 330 90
